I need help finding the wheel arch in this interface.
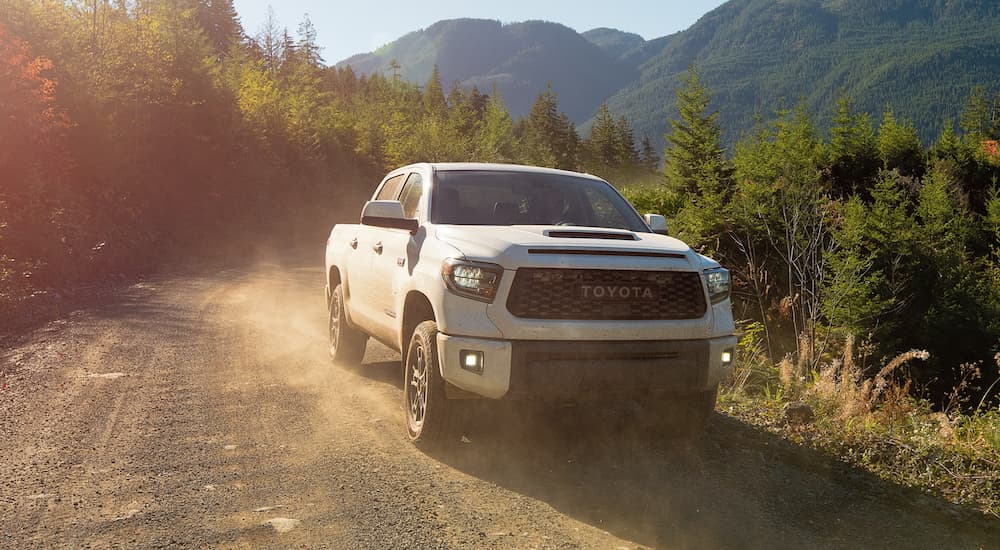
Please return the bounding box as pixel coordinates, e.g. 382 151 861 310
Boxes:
400 291 437 367
328 266 361 331
328 265 342 287
327 266 342 307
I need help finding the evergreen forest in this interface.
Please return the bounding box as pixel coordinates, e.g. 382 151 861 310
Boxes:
4 0 1000 397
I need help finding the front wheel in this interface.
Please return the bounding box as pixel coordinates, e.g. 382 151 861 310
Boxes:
404 320 458 445
328 285 367 365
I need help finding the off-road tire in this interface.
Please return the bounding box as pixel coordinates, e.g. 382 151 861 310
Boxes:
404 320 459 445
328 285 367 365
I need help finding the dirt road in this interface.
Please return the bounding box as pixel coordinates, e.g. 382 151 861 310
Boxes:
2 258 998 549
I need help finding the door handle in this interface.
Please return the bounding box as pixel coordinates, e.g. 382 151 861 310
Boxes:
372 242 383 254
350 238 358 249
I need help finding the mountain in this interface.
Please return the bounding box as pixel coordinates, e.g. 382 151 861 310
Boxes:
603 0 1000 148
337 19 638 121
581 28 646 61
338 2 1000 151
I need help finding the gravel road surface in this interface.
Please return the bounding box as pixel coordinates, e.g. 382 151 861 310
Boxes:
2 258 998 549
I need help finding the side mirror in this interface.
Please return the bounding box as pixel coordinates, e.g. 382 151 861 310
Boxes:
644 213 668 235
361 200 419 234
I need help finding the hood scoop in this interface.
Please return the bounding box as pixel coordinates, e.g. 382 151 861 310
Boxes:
545 229 638 241
528 248 687 259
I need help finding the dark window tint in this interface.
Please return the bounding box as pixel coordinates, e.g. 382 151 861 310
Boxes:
431 171 647 232
582 186 632 230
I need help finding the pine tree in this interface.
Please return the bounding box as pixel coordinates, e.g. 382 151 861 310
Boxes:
907 165 992 386
823 172 914 349
823 195 882 335
443 82 477 153
295 14 323 67
423 64 446 117
446 80 463 109
640 133 659 173
279 29 296 67
522 83 578 170
828 96 879 198
256 5 282 74
195 0 242 55
615 115 639 170
585 101 618 176
878 109 925 178
663 65 729 198
661 66 732 255
932 119 966 163
387 58 401 84
467 86 488 119
582 104 642 181
476 85 517 163
961 86 991 142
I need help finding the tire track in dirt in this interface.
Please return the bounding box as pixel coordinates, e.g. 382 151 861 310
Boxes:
2 259 999 549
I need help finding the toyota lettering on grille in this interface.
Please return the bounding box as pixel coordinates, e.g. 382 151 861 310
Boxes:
579 284 660 301
507 269 705 319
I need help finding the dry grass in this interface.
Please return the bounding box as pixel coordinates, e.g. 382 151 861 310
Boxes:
869 349 930 405
720 320 774 397
778 355 796 393
722 330 1000 518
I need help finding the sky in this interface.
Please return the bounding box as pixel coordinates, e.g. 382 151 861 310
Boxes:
231 0 729 65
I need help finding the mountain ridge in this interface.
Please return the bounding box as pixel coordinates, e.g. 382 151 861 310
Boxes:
606 0 1000 148
336 2 1000 149
336 18 638 122
580 27 646 61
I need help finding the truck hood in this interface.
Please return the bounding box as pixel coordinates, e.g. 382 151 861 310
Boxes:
434 225 711 271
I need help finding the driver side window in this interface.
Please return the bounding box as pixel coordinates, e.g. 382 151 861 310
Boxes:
398 173 423 218
375 174 406 201
583 187 630 229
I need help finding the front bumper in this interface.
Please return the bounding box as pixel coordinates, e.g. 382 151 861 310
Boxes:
437 334 737 400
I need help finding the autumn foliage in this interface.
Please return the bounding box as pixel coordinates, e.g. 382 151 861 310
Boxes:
0 23 67 175
0 21 73 293
0 0 658 306
0 1 369 298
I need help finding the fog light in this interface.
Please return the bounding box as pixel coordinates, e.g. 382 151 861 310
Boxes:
460 350 484 374
722 349 734 366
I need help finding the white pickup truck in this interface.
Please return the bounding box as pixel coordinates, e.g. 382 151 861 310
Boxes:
325 163 736 443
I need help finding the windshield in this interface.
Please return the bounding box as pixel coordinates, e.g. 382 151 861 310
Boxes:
430 170 649 232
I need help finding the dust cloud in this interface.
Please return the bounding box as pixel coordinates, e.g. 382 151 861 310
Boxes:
4 251 995 548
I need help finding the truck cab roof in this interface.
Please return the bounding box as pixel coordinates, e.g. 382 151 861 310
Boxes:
390 162 606 182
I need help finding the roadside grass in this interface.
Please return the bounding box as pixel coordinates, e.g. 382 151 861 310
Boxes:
721 323 1000 518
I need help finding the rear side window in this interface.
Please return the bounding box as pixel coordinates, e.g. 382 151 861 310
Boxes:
375 174 406 201
398 173 423 218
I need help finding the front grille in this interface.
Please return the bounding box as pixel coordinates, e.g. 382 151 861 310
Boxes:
506 268 707 320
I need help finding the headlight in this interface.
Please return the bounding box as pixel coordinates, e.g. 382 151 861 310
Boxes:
442 259 504 303
703 267 731 304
